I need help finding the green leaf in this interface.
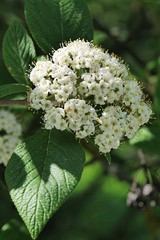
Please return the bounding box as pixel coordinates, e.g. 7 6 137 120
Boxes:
0 84 28 99
130 125 160 156
5 129 85 239
3 20 36 84
25 0 93 53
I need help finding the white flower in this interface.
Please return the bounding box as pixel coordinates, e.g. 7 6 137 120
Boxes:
30 60 54 85
0 110 22 166
28 40 152 154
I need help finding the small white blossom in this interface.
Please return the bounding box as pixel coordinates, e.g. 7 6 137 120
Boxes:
0 110 22 166
28 40 152 154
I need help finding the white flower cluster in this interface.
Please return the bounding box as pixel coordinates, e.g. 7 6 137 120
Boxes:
28 40 152 153
0 110 22 166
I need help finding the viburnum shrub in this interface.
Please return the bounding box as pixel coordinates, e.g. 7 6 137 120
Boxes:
0 0 153 239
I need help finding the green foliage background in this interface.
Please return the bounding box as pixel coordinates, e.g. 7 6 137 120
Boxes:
0 0 160 239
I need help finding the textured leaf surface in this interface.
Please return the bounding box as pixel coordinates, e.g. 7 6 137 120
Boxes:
3 20 36 84
5 129 85 239
0 84 27 99
25 0 93 52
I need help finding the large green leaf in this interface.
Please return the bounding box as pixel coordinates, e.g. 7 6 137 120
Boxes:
3 20 36 84
25 0 93 53
0 84 28 99
5 129 85 239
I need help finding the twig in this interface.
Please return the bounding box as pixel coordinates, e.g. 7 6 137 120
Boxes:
137 149 146 166
0 100 29 107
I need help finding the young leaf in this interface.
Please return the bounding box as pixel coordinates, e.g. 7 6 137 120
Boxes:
3 20 36 84
5 129 85 239
130 125 160 156
25 0 94 53
0 84 28 99
0 219 31 240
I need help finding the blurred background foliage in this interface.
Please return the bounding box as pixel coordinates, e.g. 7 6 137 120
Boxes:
1 0 160 239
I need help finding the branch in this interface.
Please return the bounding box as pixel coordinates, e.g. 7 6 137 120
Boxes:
0 100 28 107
